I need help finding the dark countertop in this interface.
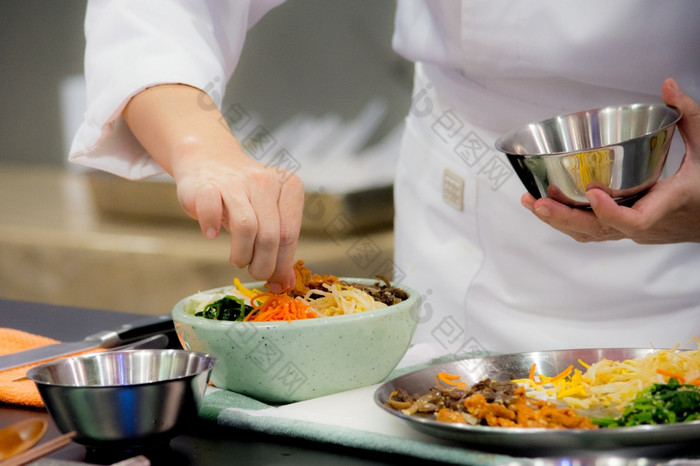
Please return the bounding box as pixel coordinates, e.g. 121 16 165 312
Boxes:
0 299 442 466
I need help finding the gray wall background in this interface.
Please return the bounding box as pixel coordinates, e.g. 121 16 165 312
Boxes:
0 1 413 167
1 0 87 165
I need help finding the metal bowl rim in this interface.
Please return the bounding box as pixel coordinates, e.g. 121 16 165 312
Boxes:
26 349 217 388
494 103 681 158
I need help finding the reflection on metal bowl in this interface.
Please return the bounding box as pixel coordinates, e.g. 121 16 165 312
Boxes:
495 103 681 207
26 350 216 448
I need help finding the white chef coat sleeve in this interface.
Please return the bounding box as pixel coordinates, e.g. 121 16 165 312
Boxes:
68 0 283 180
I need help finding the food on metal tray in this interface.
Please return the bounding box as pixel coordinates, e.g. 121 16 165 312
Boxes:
385 373 598 429
593 377 700 427
388 341 700 430
515 342 700 414
192 260 407 322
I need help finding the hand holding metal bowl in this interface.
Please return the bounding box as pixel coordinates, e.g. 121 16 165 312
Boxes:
495 103 681 207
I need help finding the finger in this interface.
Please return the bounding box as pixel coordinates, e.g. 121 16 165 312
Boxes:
520 193 537 212
585 189 643 232
585 182 677 240
246 173 282 280
530 197 624 241
194 183 223 239
527 197 590 239
266 174 305 292
222 191 258 269
663 78 700 152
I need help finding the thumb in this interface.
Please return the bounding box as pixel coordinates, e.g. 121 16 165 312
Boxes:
662 78 700 152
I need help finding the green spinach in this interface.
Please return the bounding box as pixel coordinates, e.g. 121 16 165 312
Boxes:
593 377 700 427
195 295 253 321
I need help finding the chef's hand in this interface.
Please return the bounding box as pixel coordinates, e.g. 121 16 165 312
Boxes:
122 84 304 292
521 78 700 244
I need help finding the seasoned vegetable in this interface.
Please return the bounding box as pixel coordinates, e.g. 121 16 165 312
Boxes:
347 276 408 306
195 261 405 322
386 373 598 429
515 344 700 412
244 293 316 322
195 295 252 321
593 378 700 427
306 283 387 317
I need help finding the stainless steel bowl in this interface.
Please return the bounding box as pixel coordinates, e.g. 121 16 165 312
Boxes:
495 103 680 206
26 350 216 448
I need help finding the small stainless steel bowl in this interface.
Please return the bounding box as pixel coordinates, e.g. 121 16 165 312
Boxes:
26 349 216 448
495 103 680 207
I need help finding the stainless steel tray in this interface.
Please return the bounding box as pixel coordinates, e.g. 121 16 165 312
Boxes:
374 348 700 455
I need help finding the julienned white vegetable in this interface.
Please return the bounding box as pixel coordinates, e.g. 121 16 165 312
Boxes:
516 343 700 411
305 283 387 317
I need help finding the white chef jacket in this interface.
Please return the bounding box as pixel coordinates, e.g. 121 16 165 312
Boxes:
70 1 700 354
70 0 283 179
391 1 700 353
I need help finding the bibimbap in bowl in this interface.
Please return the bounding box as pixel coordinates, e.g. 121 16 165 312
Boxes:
172 261 420 403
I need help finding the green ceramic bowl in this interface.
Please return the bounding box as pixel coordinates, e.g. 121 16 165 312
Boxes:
172 278 420 403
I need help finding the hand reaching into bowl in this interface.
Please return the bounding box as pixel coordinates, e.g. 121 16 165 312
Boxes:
521 78 700 244
123 84 305 292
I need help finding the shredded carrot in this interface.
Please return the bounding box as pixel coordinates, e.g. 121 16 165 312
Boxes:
688 377 700 386
528 363 537 382
244 293 316 322
656 368 686 384
437 372 467 390
550 365 574 384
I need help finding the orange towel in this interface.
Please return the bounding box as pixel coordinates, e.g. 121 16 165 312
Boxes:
0 328 60 407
